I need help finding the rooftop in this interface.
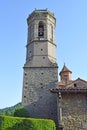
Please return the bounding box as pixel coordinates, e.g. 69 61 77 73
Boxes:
50 87 87 93
59 64 72 75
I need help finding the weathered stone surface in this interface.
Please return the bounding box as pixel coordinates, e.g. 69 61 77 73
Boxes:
62 115 87 130
22 67 58 123
22 9 58 124
62 93 87 130
22 9 87 130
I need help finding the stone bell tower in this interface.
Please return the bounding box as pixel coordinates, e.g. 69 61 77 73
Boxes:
22 9 58 122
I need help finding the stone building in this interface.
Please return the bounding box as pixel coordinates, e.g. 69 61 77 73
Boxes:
51 64 87 130
22 9 58 124
22 9 87 130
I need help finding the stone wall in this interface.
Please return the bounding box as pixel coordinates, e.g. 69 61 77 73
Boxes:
62 93 87 130
22 67 58 123
63 115 87 130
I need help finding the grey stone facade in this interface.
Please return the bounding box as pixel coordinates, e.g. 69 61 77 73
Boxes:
22 9 58 125
22 67 58 122
51 65 87 130
22 9 87 130
62 93 87 130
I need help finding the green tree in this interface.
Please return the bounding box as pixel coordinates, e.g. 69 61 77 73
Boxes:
5 110 11 116
14 107 29 118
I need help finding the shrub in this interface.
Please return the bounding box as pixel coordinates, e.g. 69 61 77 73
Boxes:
14 107 29 118
0 115 56 130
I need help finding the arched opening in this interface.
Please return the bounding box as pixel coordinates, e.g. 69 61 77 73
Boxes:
38 21 44 37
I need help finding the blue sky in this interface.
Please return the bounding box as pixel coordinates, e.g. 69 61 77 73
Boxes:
0 0 87 108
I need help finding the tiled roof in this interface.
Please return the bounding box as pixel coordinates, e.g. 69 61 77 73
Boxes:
59 64 72 75
72 77 87 84
58 78 87 87
50 86 87 93
55 77 87 93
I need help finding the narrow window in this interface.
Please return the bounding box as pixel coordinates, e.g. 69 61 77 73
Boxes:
38 21 44 37
74 83 77 87
63 75 68 82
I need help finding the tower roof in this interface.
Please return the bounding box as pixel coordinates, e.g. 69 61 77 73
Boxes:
27 8 56 21
59 64 72 75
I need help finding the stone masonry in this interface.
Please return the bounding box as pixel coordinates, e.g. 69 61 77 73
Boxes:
22 67 58 122
22 9 87 130
62 93 87 130
22 9 58 125
51 65 87 130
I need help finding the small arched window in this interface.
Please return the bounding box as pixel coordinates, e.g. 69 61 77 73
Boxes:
38 21 44 37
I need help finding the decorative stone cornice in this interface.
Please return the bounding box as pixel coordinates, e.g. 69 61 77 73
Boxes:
50 87 87 93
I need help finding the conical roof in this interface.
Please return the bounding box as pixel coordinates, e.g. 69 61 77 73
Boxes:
59 64 72 75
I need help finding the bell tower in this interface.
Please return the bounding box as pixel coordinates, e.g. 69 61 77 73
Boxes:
25 9 57 67
22 9 58 122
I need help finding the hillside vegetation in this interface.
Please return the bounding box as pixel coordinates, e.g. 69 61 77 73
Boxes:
0 115 56 130
0 103 21 116
0 104 56 130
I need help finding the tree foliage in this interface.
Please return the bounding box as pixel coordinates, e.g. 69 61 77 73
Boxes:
0 103 21 116
14 107 29 118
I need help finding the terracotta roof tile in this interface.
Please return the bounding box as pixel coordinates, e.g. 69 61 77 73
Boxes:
50 85 87 93
59 64 72 75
